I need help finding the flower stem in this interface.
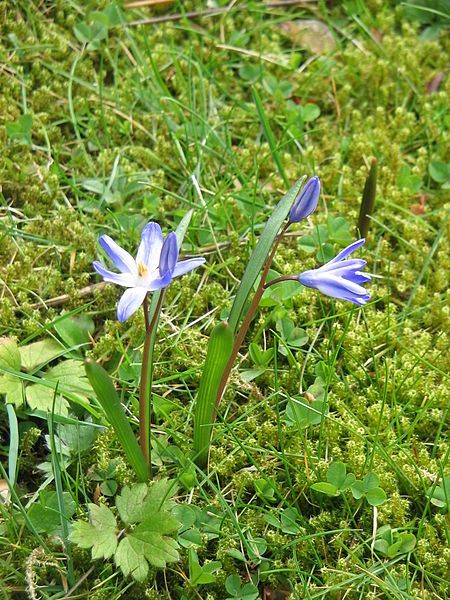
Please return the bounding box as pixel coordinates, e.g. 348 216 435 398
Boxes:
214 222 289 411
263 275 299 289
139 292 165 471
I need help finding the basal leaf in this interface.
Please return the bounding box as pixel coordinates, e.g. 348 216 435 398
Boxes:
115 537 149 582
128 517 180 569
0 338 21 371
228 177 305 332
20 339 64 371
46 360 92 396
0 375 23 408
70 503 117 559
26 385 69 416
116 483 148 524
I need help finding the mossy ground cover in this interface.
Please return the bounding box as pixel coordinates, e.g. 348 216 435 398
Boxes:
0 1 449 598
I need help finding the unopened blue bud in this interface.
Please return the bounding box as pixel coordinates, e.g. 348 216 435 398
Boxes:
289 176 320 222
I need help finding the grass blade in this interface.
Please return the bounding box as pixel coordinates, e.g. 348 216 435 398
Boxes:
47 389 74 586
252 87 288 186
227 177 305 332
85 359 149 482
6 404 19 486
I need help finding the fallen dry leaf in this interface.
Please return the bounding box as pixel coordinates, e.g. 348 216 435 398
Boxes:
410 194 426 215
279 19 336 54
0 480 11 505
426 71 445 94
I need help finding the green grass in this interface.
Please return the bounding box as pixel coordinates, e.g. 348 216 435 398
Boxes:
0 0 449 598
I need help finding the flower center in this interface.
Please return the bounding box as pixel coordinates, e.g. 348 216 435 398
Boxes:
137 261 148 277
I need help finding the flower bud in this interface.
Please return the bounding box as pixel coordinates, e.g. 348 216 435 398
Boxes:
289 176 320 222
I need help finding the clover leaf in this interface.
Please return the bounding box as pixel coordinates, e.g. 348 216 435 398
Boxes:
311 462 356 497
351 473 387 506
426 476 450 510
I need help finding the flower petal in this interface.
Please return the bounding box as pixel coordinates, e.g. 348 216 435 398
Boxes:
313 278 370 304
143 270 173 292
172 257 206 278
136 222 164 271
93 261 135 287
351 271 372 284
99 235 137 275
159 232 179 276
298 270 370 305
322 259 367 274
116 287 147 322
328 239 366 264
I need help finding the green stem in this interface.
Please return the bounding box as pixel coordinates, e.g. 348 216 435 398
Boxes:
214 222 289 411
139 292 165 470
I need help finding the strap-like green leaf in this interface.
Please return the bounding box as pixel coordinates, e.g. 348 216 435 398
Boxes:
85 359 149 482
227 177 305 333
193 321 234 467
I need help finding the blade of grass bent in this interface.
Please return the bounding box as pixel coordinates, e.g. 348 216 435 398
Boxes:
227 177 305 333
6 404 19 486
252 87 288 186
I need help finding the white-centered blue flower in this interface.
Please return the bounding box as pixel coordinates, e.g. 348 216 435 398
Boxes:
93 222 205 322
298 239 371 305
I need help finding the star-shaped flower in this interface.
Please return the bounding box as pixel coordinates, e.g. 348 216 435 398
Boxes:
93 222 205 321
298 239 371 305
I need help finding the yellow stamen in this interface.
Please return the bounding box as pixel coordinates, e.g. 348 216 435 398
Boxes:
137 261 148 277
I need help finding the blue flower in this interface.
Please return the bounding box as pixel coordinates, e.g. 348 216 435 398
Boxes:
289 176 320 222
93 222 205 322
298 239 371 305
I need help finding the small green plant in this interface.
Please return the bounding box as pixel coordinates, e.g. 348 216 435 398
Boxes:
312 463 387 506
254 478 277 504
264 506 303 535
429 161 450 189
0 337 92 416
426 476 450 510
188 548 222 586
28 490 76 536
241 342 274 382
351 473 387 506
311 462 356 497
226 532 267 566
70 479 180 582
373 525 417 558
6 113 33 145
225 574 259 600
284 375 327 430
